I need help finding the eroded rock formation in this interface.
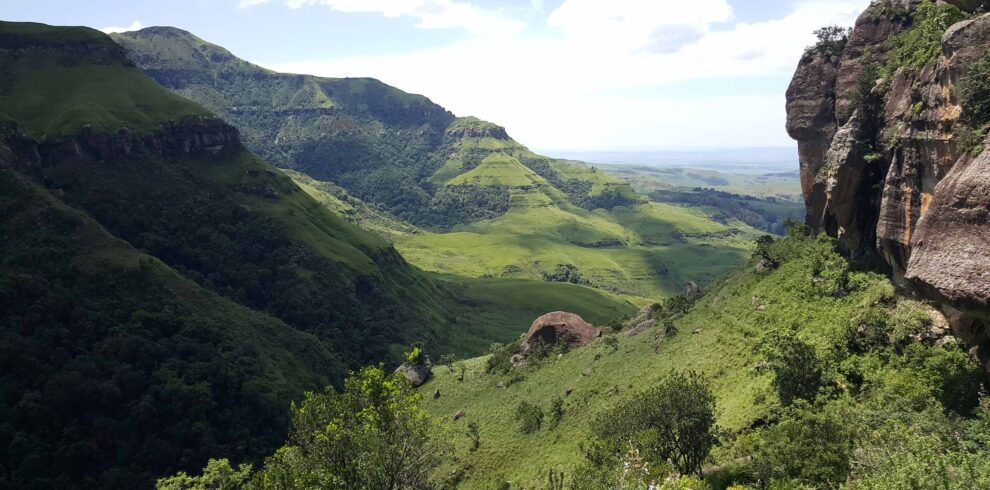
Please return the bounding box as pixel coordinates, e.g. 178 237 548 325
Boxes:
787 0 990 364
522 311 601 352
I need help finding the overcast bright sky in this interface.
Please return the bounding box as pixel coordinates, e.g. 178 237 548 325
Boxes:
2 0 869 151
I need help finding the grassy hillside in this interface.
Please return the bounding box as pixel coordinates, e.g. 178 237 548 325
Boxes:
602 164 802 201
289 130 760 300
420 232 988 488
0 20 638 488
115 29 760 301
0 21 210 140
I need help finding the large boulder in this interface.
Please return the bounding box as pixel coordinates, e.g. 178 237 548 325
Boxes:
522 312 601 351
395 357 433 387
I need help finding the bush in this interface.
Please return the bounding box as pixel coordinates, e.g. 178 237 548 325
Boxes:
515 401 545 434
752 400 856 488
253 366 449 489
846 421 990 489
805 25 851 58
467 421 481 451
156 458 252 490
588 371 717 476
541 263 585 284
759 327 826 405
405 346 425 365
549 396 565 428
883 1 969 75
485 340 521 375
602 336 619 352
903 343 984 415
958 52 990 155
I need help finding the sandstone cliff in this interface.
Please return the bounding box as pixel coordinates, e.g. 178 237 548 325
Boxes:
787 0 990 364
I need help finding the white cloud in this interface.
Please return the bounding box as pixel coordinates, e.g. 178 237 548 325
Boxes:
99 20 143 34
548 0 733 53
258 0 870 150
242 0 523 35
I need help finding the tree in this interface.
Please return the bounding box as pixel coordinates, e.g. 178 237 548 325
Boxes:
156 459 252 490
589 371 717 476
549 396 565 428
754 235 778 266
759 327 825 405
806 25 851 58
438 353 457 373
467 421 480 451
515 401 545 434
752 401 856 487
252 366 449 489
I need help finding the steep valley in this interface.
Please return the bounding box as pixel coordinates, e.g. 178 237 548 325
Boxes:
3 0 990 488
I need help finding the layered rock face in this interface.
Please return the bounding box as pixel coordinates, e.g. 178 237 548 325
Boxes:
787 0 990 363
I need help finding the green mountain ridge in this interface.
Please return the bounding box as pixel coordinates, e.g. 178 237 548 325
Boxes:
111 26 763 299
0 20 635 488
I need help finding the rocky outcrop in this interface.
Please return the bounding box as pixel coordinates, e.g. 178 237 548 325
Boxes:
522 311 601 352
786 51 839 229
444 124 510 141
395 357 433 387
787 1 990 357
4 117 240 168
907 149 990 310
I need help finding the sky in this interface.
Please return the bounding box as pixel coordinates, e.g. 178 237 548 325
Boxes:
1 0 870 152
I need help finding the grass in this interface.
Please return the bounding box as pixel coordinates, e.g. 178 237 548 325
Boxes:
294 157 760 301
394 201 758 301
603 165 802 201
447 154 549 187
0 21 210 140
419 237 936 488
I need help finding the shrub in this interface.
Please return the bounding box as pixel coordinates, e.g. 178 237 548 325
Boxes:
549 395 565 428
486 340 521 375
589 371 717 476
844 307 893 353
405 346 425 365
759 327 826 405
883 1 969 75
958 52 990 155
846 421 990 489
541 263 585 284
751 400 856 488
805 25 851 58
251 366 450 489
467 421 480 451
156 458 252 490
603 335 619 352
515 401 544 434
903 343 984 414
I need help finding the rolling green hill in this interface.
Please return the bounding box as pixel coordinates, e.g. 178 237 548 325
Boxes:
112 27 763 301
419 233 989 488
0 20 635 488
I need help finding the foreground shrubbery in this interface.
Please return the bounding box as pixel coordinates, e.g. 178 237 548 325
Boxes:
158 366 449 489
161 232 990 489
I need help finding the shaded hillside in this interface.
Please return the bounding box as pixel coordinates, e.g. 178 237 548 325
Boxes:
0 20 635 488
